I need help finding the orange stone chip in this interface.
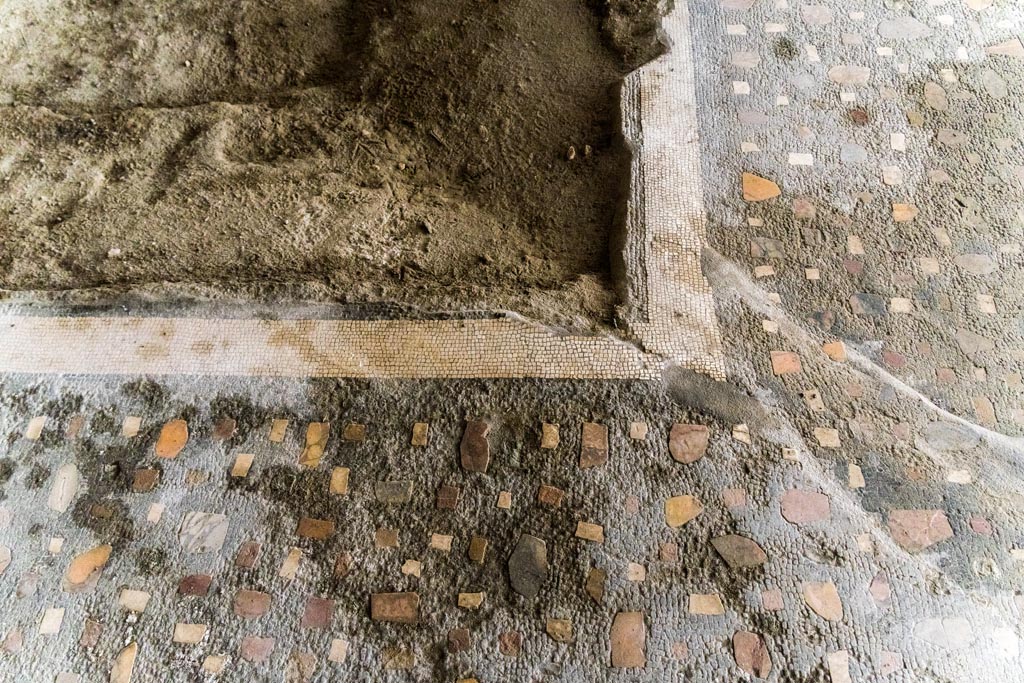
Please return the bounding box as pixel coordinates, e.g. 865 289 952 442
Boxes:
742 172 781 202
892 203 919 222
65 544 112 587
770 351 802 376
822 341 847 361
155 419 188 459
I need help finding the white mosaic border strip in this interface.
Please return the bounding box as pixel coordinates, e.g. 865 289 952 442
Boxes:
0 316 661 380
621 2 726 380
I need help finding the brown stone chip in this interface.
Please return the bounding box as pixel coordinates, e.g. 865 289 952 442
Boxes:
90 503 115 520
132 468 160 493
508 534 548 599
669 424 710 464
233 590 271 618
610 611 646 668
869 571 891 606
468 536 488 563
447 628 471 653
585 568 607 605
2 629 21 654
155 419 189 459
537 484 565 507
711 534 768 569
329 467 350 495
892 203 919 222
460 420 491 473
458 592 484 609
300 597 334 629
575 521 604 543
802 582 843 622
296 518 335 540
375 528 399 548
733 631 772 678
235 541 261 569
334 552 353 577
436 484 460 510
780 490 831 525
382 647 414 670
499 631 521 657
177 574 212 596
665 495 703 528
580 422 609 468
269 419 289 442
213 417 237 441
822 341 847 361
343 423 366 441
887 509 954 552
229 453 255 477
375 480 413 504
240 636 275 662
660 542 679 562
66 415 85 439
80 619 102 648
371 592 419 624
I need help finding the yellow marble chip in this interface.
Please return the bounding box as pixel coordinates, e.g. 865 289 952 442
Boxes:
457 592 484 609
575 521 605 543
269 419 289 442
230 454 254 478
330 467 350 495
689 594 725 615
172 623 207 644
665 495 703 528
299 422 329 467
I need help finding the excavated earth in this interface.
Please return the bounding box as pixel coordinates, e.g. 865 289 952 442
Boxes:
0 0 664 328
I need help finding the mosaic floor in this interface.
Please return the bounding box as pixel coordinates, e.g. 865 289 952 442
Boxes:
2 0 1024 681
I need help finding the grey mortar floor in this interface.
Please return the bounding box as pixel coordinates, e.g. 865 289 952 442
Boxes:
2 0 1024 681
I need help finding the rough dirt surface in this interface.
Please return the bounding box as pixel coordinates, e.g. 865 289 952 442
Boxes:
0 0 663 328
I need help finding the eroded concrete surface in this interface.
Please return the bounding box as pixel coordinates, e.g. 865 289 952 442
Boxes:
2 0 1024 681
